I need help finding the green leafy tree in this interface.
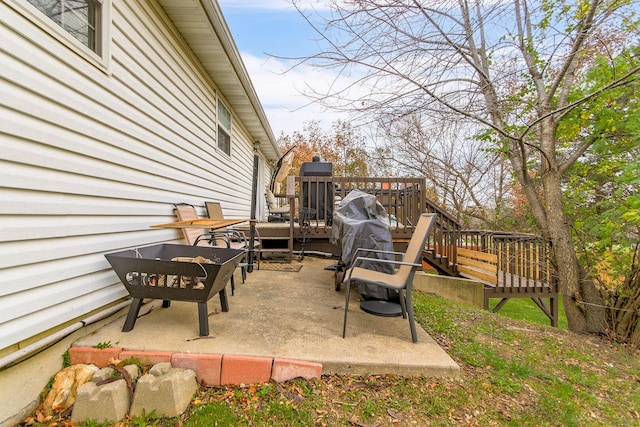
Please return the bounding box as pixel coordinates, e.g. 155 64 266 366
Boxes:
563 51 640 344
289 0 640 333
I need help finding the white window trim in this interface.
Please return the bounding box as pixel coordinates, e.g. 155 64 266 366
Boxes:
9 0 111 73
217 97 232 157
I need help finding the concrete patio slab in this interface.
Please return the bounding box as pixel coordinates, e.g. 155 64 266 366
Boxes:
74 256 459 379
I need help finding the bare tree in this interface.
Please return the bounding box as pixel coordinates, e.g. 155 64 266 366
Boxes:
374 112 512 229
288 0 640 332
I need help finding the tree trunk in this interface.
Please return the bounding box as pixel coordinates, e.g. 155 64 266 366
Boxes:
544 171 607 333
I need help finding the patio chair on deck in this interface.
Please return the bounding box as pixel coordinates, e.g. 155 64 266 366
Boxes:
342 213 437 343
205 201 261 271
174 203 243 293
265 188 291 222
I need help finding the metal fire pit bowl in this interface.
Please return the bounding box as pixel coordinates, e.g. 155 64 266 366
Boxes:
105 244 245 336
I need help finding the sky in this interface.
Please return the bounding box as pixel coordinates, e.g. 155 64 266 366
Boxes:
218 1 343 138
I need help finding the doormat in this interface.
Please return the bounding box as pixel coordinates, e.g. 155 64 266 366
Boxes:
259 262 303 272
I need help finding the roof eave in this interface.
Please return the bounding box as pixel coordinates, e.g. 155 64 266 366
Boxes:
158 0 281 162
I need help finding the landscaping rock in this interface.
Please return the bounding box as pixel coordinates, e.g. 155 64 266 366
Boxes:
130 364 197 418
149 361 172 376
71 379 130 424
92 366 116 383
123 364 140 381
42 364 99 416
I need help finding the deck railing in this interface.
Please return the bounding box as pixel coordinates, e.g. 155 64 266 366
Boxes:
458 230 557 293
280 175 558 323
285 175 555 293
293 176 428 236
289 175 461 271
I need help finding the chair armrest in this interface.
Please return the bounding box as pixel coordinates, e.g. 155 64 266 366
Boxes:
350 248 404 267
215 229 247 244
352 257 421 269
229 227 262 245
352 247 404 258
194 232 230 246
344 257 421 282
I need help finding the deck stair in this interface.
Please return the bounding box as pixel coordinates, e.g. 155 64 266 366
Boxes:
422 251 456 276
421 201 460 277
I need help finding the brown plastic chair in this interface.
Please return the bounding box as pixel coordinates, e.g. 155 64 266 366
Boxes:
174 204 228 246
342 213 437 343
174 203 240 293
205 201 261 271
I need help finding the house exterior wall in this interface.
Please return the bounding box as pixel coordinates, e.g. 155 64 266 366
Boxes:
0 0 270 360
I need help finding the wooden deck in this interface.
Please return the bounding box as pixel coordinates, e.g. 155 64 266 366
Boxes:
259 175 559 325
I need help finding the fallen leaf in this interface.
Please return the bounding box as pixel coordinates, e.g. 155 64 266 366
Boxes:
387 408 403 420
345 382 368 391
185 335 216 341
108 357 123 367
349 415 381 427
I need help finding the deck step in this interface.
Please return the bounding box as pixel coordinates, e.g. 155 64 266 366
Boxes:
422 251 458 277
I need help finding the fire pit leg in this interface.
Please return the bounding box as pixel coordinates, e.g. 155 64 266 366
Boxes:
218 289 229 312
197 302 210 336
122 298 143 332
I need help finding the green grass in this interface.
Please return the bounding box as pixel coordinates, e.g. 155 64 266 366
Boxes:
488 295 569 329
185 401 238 426
177 294 638 427
33 293 640 426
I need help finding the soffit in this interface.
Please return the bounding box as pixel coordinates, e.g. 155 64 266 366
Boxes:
157 0 280 162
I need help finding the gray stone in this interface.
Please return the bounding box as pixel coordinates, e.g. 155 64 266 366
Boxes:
92 367 115 383
148 362 172 376
71 379 130 424
130 367 197 418
123 364 140 381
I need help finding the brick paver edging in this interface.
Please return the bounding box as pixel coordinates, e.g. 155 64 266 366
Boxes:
68 347 322 385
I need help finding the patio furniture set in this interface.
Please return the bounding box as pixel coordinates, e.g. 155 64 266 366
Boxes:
105 199 437 343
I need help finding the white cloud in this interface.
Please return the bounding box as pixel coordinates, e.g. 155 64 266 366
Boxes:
218 0 331 12
242 52 357 136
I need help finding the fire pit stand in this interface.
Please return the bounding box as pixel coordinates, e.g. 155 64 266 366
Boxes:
105 244 244 336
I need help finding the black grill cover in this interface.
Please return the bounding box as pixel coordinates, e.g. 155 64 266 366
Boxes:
330 190 398 301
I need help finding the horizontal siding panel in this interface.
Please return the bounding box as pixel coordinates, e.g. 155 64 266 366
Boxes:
1 27 224 175
0 160 211 205
0 0 266 352
0 188 175 216
0 215 163 241
0 229 182 269
0 285 128 349
116 1 216 109
111 37 216 144
0 114 226 197
0 270 121 324
1 253 128 297
0 63 221 178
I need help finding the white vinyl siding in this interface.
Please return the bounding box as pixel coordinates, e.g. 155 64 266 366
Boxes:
0 0 260 353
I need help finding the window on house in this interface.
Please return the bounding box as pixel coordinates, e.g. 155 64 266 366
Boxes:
217 99 231 156
27 0 102 55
